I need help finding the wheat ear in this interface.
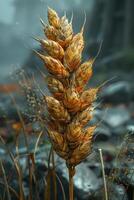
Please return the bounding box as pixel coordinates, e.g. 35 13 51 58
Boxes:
35 7 99 200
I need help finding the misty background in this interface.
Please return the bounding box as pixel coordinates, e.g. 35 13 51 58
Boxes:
0 0 94 81
1 0 134 83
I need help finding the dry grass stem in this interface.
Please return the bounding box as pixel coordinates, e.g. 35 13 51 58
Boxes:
99 149 108 200
0 159 11 200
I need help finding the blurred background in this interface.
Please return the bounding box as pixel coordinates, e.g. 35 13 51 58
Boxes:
0 0 134 199
0 0 134 80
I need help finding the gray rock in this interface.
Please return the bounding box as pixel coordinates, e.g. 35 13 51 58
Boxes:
110 184 128 200
102 107 130 128
94 183 128 200
111 125 127 136
100 81 131 104
94 125 111 141
126 125 134 132
74 164 100 199
0 148 5 155
57 162 100 200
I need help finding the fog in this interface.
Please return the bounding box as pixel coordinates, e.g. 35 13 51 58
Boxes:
0 0 93 81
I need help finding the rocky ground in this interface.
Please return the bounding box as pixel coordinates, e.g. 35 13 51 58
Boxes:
0 64 134 199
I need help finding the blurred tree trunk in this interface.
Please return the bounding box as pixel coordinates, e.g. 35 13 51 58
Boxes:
124 0 134 48
87 0 134 61
99 0 116 55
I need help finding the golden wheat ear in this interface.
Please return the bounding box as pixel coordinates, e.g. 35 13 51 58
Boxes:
35 10 100 198
35 6 99 166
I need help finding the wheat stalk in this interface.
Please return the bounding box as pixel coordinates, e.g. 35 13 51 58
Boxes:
35 8 99 200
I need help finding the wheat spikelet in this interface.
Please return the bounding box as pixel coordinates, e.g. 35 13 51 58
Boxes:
44 25 58 41
47 76 65 100
72 107 94 126
35 8 100 171
63 30 84 71
74 59 94 93
45 96 70 122
47 7 60 28
36 38 64 60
